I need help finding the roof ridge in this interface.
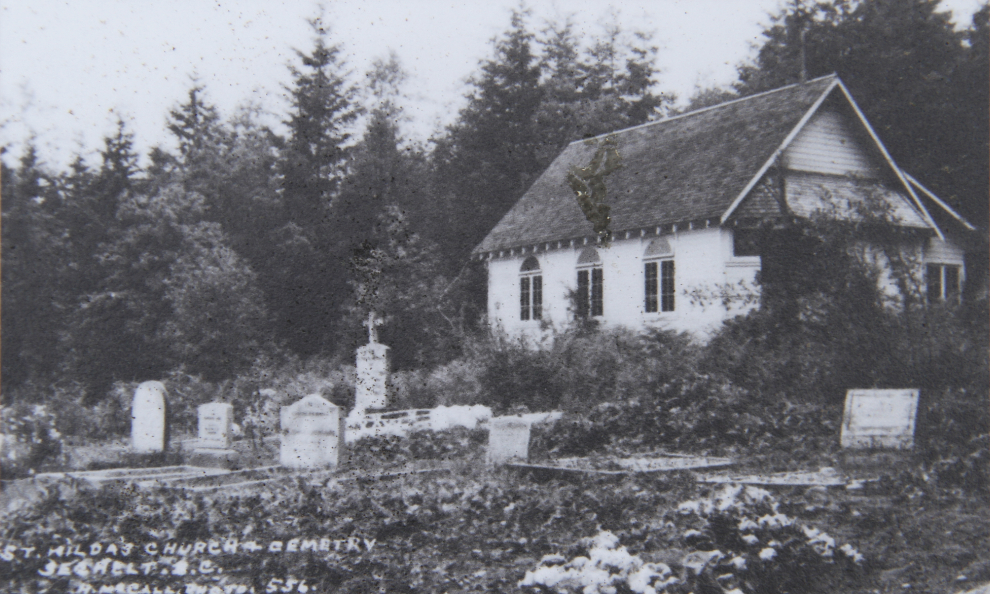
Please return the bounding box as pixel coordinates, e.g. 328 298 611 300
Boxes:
568 73 839 146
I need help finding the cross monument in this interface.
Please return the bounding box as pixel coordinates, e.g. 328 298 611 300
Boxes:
363 311 383 344
355 311 390 411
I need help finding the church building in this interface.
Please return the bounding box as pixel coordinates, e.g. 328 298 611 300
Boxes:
472 74 975 341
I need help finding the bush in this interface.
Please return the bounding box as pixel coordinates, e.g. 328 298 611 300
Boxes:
461 327 700 415
1 403 66 477
671 485 866 594
531 371 839 460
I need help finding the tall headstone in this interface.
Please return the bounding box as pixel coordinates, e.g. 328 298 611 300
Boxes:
487 417 531 466
841 389 920 449
131 381 168 453
355 312 390 412
197 403 233 450
280 394 345 469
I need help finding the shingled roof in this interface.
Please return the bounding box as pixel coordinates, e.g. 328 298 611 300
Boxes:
474 74 843 255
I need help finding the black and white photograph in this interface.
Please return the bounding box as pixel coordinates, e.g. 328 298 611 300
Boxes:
1 0 988 592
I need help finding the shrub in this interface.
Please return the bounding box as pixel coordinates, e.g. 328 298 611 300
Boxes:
1 403 66 477
531 372 838 459
520 486 866 594
461 326 700 415
672 485 866 594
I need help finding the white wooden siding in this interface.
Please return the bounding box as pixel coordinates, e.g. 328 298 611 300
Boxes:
924 237 965 265
782 110 878 176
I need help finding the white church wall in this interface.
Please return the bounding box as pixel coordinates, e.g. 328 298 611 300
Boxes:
486 226 762 342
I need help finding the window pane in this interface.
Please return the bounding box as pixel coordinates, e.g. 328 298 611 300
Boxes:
533 275 543 320
591 268 604 317
645 262 658 313
661 260 675 312
577 270 590 318
927 264 942 302
945 266 960 300
520 276 530 320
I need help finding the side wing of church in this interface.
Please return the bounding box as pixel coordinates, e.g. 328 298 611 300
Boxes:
472 75 975 341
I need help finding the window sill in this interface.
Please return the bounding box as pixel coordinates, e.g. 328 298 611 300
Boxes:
726 257 760 268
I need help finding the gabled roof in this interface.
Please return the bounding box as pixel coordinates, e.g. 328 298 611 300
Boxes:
474 74 962 256
475 75 840 254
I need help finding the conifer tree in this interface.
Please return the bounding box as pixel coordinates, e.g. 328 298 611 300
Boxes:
432 8 543 268
271 17 361 356
1 147 63 391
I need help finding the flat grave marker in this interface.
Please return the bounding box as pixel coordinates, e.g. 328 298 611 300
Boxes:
840 389 920 449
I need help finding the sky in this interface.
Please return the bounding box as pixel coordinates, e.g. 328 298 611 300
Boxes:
1 0 985 170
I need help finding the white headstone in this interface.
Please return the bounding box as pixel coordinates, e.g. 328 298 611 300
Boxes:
197 403 233 450
131 381 168 453
841 389 920 449
487 417 531 466
280 394 345 469
355 343 390 411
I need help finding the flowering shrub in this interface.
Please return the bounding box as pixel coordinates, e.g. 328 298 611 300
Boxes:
675 485 865 594
1 403 66 478
521 486 866 594
520 531 678 594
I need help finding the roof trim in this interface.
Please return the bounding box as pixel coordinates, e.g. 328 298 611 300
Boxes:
902 172 977 231
832 80 944 241
720 75 840 224
571 73 840 147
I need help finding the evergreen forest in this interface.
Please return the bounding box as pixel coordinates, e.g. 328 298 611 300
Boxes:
2 0 987 408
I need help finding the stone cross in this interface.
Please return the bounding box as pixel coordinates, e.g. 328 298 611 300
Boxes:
362 311 384 344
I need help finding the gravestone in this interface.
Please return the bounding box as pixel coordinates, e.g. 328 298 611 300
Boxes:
355 312 390 412
197 403 233 450
487 417 531 466
131 381 168 453
841 389 920 449
280 394 345 469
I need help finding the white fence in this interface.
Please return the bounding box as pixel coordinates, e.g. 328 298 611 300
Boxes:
345 405 492 442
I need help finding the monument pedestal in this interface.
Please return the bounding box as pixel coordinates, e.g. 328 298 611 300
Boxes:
356 342 390 411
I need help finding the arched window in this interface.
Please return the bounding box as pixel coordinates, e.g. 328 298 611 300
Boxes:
520 257 542 321
576 248 603 318
644 238 675 313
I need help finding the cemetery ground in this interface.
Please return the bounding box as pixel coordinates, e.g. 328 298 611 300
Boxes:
2 313 988 594
2 419 988 593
